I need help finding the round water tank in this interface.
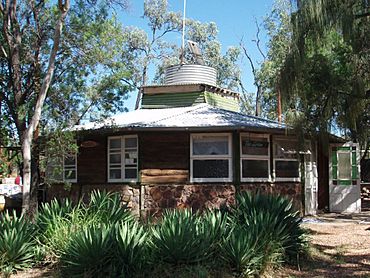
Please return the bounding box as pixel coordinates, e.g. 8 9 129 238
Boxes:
164 64 217 86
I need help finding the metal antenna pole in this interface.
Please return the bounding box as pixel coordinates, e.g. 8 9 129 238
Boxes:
181 0 186 64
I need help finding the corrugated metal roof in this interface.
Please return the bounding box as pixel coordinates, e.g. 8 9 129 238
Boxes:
73 104 286 131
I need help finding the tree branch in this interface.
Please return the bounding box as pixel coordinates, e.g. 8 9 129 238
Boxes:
252 19 266 60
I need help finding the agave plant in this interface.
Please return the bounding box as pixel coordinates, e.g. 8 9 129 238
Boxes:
112 221 149 276
60 224 114 278
150 209 220 265
0 211 36 273
86 190 134 225
219 225 263 276
36 198 74 234
36 199 83 261
231 192 308 263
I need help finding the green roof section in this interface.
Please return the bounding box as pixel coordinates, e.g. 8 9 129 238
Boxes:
141 90 240 112
204 91 240 112
141 92 205 109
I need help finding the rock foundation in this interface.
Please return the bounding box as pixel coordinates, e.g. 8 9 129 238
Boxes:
46 182 302 217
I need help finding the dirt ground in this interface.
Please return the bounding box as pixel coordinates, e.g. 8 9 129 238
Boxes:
277 212 370 278
11 213 370 278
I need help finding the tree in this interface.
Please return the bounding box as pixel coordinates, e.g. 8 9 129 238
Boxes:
0 0 129 213
258 0 369 152
281 0 369 150
116 0 245 109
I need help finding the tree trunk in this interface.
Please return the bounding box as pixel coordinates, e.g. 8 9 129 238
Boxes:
22 0 70 213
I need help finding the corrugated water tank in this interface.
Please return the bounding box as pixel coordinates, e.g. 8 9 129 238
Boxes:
164 64 217 86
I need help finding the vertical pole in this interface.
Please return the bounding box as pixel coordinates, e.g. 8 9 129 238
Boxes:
181 0 187 64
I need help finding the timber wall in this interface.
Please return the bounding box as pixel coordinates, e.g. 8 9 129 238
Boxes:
46 131 305 216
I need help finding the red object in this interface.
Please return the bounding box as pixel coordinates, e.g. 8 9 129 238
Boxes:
15 176 21 185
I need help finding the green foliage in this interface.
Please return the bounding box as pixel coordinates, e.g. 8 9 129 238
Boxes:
220 225 264 276
113 221 149 276
36 190 134 262
60 225 114 278
150 209 223 265
86 190 134 225
260 0 370 149
231 192 307 262
0 211 36 274
0 190 308 277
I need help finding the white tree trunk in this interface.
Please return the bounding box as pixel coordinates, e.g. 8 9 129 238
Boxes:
22 0 70 213
21 131 32 212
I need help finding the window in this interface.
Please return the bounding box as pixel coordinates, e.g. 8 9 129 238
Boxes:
273 137 300 181
64 155 77 182
331 145 358 185
190 134 232 182
240 133 270 181
108 135 138 182
46 154 77 183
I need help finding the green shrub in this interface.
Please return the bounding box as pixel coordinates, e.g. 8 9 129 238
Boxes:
36 191 134 263
36 198 74 234
150 209 222 265
36 199 80 260
60 225 114 278
0 211 36 274
85 190 134 225
112 221 149 276
219 225 264 276
231 192 308 263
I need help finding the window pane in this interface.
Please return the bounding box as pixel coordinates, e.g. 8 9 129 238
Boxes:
64 156 76 166
241 137 269 156
109 169 121 179
275 160 299 178
109 139 121 149
193 160 229 179
125 137 137 148
64 170 76 180
242 160 269 178
110 154 121 164
274 140 298 159
125 169 137 179
193 136 229 155
338 152 351 179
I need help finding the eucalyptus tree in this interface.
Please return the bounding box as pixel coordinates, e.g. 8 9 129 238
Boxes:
120 0 244 109
0 0 129 212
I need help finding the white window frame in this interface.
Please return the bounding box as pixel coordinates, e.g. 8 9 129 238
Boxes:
273 136 300 182
240 133 271 182
63 154 77 183
107 135 138 183
190 133 233 183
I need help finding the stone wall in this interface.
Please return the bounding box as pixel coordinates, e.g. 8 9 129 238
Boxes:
46 182 303 217
143 184 235 217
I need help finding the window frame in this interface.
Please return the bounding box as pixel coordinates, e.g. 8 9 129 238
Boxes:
240 133 271 182
63 154 77 183
107 135 138 183
273 136 300 182
190 133 233 183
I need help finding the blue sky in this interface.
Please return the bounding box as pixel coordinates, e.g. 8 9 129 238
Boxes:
121 0 275 110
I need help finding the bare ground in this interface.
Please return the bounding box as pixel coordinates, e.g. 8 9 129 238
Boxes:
276 214 370 278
